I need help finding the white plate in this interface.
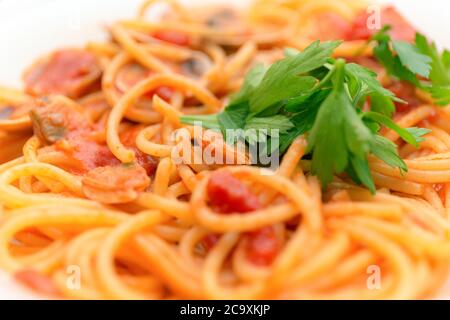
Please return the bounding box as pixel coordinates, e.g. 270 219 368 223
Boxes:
0 0 449 300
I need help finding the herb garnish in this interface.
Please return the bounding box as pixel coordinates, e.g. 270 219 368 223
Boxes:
371 26 450 106
181 39 434 193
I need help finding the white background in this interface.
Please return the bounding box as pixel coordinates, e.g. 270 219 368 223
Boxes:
0 0 449 299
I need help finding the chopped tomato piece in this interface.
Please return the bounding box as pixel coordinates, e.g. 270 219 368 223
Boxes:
246 226 280 266
201 233 221 250
77 142 120 169
152 30 191 47
82 165 151 204
153 86 174 102
424 111 440 124
346 10 374 40
15 270 60 297
347 6 416 42
56 139 120 174
206 171 279 264
24 49 101 98
207 171 261 213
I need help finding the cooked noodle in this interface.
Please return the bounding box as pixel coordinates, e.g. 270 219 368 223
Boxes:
0 0 449 299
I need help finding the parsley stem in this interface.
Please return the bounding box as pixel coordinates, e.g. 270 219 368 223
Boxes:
314 64 336 91
333 59 346 88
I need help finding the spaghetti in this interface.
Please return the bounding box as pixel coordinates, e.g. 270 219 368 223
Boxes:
0 0 449 300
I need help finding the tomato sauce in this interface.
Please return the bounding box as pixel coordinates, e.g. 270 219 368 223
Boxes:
31 96 157 176
56 139 120 174
24 49 101 98
82 164 151 204
346 6 416 42
120 126 158 176
152 30 191 47
245 227 280 267
207 171 261 213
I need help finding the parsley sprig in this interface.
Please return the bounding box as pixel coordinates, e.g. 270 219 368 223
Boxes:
371 26 450 106
181 40 430 193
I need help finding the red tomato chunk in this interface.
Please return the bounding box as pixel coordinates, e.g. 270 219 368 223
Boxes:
346 6 416 42
207 171 261 213
24 49 101 98
206 171 280 265
246 227 280 267
153 30 191 47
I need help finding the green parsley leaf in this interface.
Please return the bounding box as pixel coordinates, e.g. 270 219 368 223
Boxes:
371 28 422 86
284 47 300 58
415 33 450 86
370 92 396 117
349 156 376 193
278 99 323 153
179 114 221 130
217 102 249 132
363 118 381 134
405 127 432 143
373 39 420 86
345 63 399 101
372 29 450 106
393 41 432 78
370 135 407 171
244 115 294 134
430 85 450 106
249 41 341 116
415 34 450 105
284 88 331 113
229 64 267 105
443 50 450 71
308 60 372 187
363 112 422 147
